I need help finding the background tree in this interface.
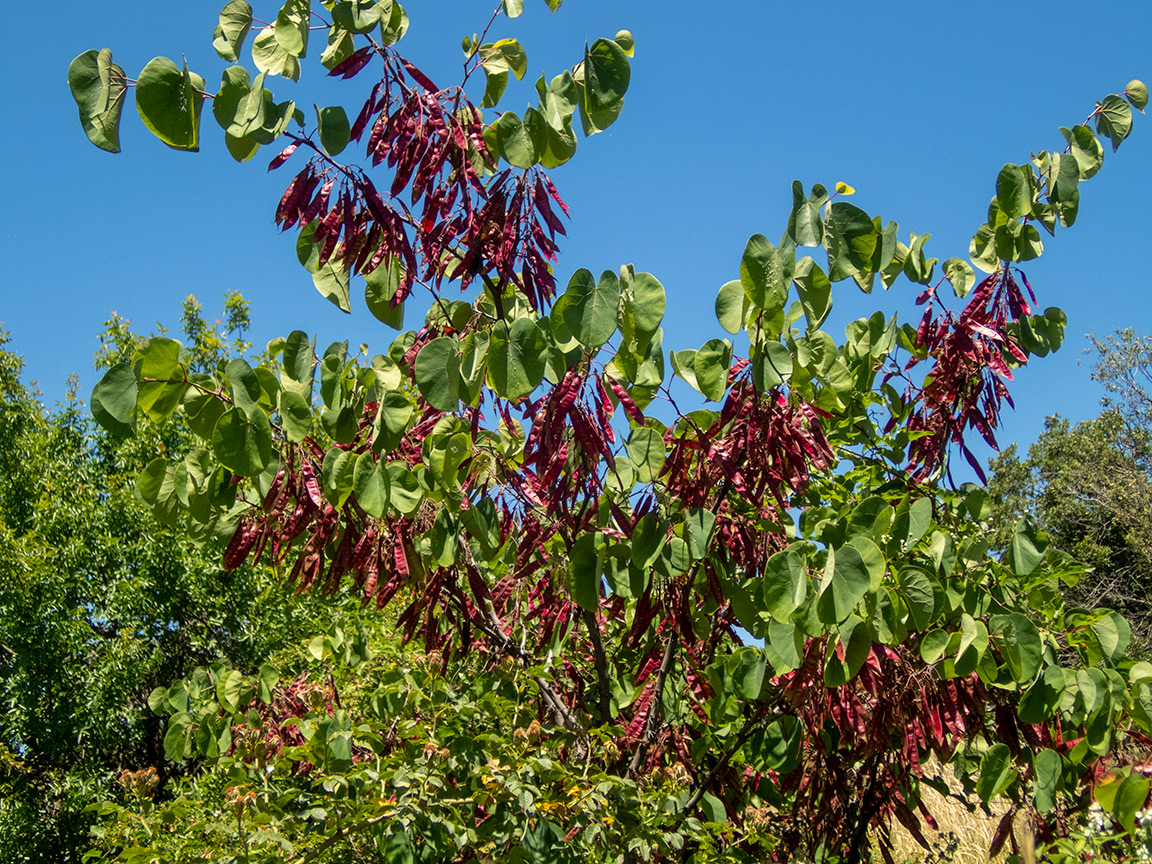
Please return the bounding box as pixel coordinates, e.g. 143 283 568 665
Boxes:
65 1 1152 861
989 330 1152 652
0 302 365 864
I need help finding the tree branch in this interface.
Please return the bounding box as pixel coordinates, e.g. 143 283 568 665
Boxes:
455 539 582 731
626 629 676 779
678 712 770 819
582 606 612 724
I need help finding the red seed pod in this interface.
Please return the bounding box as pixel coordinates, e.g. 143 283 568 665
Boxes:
267 142 299 172
223 519 259 570
329 46 374 79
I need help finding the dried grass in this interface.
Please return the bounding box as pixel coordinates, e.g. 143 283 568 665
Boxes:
877 764 1029 864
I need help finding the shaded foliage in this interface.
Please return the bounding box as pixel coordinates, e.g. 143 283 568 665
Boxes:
0 306 347 863
989 330 1152 653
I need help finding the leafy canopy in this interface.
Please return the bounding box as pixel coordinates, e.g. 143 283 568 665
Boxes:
67 1 1152 861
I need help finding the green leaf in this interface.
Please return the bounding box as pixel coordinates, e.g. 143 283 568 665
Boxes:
414 337 462 411
136 337 186 420
990 612 1042 683
740 234 787 314
494 111 538 168
1018 666 1065 723
763 547 807 624
918 629 949 664
764 620 803 674
481 70 508 109
602 546 646 599
364 259 405 328
252 26 301 80
824 201 878 281
147 686 169 715
315 104 351 156
137 457 172 506
627 272 666 341
212 406 273 477
631 514 666 569
788 181 824 247
969 222 999 273
273 0 310 57
793 256 832 330
670 349 699 392
502 0 523 16
561 269 620 347
715 280 749 335
278 389 312 442
1095 93 1133 151
824 615 872 686
479 39 527 81
694 339 732 402
1093 610 1131 663
607 28 634 56
282 330 315 385
213 1 254 61
818 545 872 624
1125 79 1148 112
385 462 422 515
372 390 412 453
975 743 1014 804
321 448 356 508
321 26 356 70
625 427 666 484
333 0 391 34
751 341 793 391
942 257 974 298
995 163 1033 219
583 38 630 116
377 2 409 46
163 713 193 763
684 508 716 559
1060 125 1104 179
891 498 932 552
846 497 888 541
313 259 352 313
91 363 137 436
183 379 226 438
1113 772 1150 834
567 533 604 612
898 567 936 630
68 49 127 153
488 318 546 401
1008 518 1045 575
537 107 578 167
749 715 801 772
135 57 206 151
211 65 264 137
699 792 727 826
225 358 262 415
352 453 389 517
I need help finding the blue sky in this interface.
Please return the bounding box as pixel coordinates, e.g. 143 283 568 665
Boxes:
2 0 1150 468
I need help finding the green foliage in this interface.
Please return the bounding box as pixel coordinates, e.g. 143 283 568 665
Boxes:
0 306 357 863
88 620 776 864
63 2 1152 862
988 392 1152 649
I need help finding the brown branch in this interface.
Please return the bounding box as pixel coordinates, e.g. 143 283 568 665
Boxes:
582 606 612 723
626 629 676 779
455 539 582 731
678 711 770 818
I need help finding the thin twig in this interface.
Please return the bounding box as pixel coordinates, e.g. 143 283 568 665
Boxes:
626 629 676 779
455 539 582 731
581 606 612 723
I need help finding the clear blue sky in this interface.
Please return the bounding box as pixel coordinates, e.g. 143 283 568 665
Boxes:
2 1 1150 467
